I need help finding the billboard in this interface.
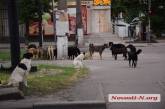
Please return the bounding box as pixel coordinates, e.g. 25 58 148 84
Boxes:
28 13 54 36
68 6 87 35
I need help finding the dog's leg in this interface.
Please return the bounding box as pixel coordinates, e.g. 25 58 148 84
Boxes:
134 61 137 68
89 51 93 60
132 60 135 68
79 61 83 68
99 52 102 60
129 60 131 67
124 53 127 60
114 54 117 60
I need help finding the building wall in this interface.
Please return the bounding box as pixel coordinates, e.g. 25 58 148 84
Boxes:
91 7 112 33
68 0 112 34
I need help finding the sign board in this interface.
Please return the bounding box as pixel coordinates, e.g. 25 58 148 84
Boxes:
93 0 111 6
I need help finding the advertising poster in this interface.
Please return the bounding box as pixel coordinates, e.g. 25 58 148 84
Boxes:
68 6 87 35
81 5 87 35
28 13 54 36
68 8 76 34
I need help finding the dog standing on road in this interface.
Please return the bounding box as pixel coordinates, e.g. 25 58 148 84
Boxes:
89 43 108 60
127 44 142 68
109 42 127 60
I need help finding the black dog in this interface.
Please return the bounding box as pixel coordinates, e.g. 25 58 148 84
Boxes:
127 44 142 68
89 43 108 59
109 42 127 60
68 46 80 60
51 46 80 60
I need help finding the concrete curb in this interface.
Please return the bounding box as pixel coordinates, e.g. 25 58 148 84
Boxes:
33 100 106 109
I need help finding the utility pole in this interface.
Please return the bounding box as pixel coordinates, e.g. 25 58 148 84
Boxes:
148 0 151 42
38 0 43 47
52 0 56 43
56 0 68 59
76 0 84 47
7 0 20 69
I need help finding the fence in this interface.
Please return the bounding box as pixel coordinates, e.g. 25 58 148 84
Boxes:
0 6 25 43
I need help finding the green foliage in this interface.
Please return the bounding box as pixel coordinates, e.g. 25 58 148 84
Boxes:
17 0 57 23
111 0 165 35
150 0 165 35
111 0 146 23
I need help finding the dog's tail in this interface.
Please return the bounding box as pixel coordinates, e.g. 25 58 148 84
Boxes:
136 49 142 55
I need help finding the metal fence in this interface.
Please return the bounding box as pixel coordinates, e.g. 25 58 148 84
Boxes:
0 8 9 39
0 6 25 43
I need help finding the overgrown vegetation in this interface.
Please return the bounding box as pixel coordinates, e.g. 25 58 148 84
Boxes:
0 64 88 96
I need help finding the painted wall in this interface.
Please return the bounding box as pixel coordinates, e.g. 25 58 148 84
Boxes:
91 9 111 33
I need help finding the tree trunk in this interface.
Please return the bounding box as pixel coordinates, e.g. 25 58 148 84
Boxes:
38 0 43 47
76 0 83 29
25 20 29 45
76 0 84 46
7 0 20 69
58 0 67 11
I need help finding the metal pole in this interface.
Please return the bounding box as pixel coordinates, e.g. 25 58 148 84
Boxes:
37 0 43 47
148 0 151 42
7 0 20 69
52 0 56 43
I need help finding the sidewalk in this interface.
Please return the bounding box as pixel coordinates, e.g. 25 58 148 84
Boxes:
1 32 165 50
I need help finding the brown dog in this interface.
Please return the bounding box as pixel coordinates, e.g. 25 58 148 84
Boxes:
89 43 108 60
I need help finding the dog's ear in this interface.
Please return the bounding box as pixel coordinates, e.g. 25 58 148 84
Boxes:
109 42 113 46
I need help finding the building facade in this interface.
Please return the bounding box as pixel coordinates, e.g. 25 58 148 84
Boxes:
0 0 112 43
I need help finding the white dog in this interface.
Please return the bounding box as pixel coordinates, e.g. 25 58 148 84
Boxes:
73 52 85 68
8 53 33 87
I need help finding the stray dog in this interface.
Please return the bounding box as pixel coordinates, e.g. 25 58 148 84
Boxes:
127 44 142 68
27 47 39 59
89 43 108 59
8 53 33 87
73 52 85 68
26 44 39 59
47 46 54 60
109 42 127 60
68 46 80 60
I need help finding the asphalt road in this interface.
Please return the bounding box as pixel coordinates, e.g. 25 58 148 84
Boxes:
0 43 165 109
